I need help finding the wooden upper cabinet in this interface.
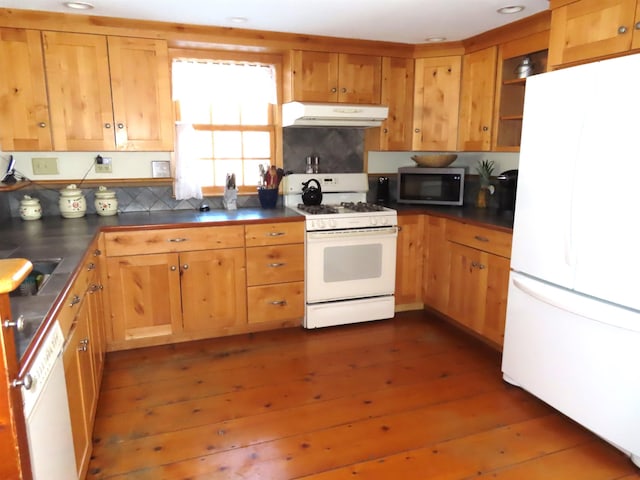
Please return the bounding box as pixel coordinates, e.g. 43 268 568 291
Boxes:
378 57 414 150
290 50 381 104
43 31 173 151
548 0 639 67
412 56 461 151
0 28 52 151
458 46 498 152
107 36 174 151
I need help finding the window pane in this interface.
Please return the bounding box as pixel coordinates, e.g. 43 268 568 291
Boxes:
192 131 214 158
243 132 271 158
211 101 241 125
214 159 244 187
244 160 268 186
197 160 215 187
213 131 242 158
241 102 268 125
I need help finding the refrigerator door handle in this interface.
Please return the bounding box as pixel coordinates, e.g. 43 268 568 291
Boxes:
512 275 640 332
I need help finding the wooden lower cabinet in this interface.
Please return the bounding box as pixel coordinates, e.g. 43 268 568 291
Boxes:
63 295 97 479
395 214 424 310
448 242 511 346
422 216 451 315
245 223 305 326
180 248 247 334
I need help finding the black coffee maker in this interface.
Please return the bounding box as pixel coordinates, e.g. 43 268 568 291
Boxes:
375 176 390 205
496 169 518 212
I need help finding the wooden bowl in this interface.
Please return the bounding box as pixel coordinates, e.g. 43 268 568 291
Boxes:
411 154 458 168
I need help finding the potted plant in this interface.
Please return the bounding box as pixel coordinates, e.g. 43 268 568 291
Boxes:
475 159 495 208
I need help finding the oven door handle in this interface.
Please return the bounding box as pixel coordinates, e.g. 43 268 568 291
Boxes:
307 226 398 240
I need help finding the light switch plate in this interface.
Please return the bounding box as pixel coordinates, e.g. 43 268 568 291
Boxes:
95 156 112 174
152 161 171 178
32 157 59 175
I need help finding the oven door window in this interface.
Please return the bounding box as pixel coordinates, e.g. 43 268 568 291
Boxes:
306 228 397 303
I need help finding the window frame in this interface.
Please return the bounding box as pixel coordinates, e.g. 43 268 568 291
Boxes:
169 49 283 196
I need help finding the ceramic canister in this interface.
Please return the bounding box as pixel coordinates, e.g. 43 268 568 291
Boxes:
94 185 118 216
19 195 42 221
58 184 87 219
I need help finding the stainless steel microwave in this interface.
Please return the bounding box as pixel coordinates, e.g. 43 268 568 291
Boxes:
397 167 465 206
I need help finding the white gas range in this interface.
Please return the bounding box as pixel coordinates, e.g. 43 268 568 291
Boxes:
283 173 398 329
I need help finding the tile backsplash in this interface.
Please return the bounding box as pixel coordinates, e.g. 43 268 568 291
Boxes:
283 127 363 173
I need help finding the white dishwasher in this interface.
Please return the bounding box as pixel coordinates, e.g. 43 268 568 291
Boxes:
21 321 77 479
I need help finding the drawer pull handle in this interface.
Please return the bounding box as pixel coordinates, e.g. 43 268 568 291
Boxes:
79 338 89 352
70 295 81 307
87 262 96 270
3 315 25 332
12 374 33 390
269 300 287 306
474 235 489 242
94 249 102 257
268 232 285 237
268 262 286 268
168 237 188 243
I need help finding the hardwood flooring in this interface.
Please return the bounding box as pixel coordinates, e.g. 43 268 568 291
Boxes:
88 312 639 479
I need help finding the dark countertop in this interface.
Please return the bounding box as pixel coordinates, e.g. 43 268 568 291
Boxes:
1 207 302 365
1 204 510 367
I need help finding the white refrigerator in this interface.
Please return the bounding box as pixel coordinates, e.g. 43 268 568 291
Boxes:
502 52 640 468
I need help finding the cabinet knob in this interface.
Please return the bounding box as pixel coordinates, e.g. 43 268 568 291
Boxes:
383 128 388 133
331 87 337 93
3 315 25 332
38 122 46 128
182 264 189 270
93 249 102 257
618 25 628 34
70 295 81 306
117 123 125 129
87 262 96 271
105 123 112 129
341 87 347 93
12 374 33 390
78 338 89 352
482 126 489 132
414 128 420 133
170 265 177 271
635 21 640 30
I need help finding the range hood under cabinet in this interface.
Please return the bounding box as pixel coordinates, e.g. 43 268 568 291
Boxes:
282 102 388 128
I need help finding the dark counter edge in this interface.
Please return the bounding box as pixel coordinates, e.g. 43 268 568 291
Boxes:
4 204 510 374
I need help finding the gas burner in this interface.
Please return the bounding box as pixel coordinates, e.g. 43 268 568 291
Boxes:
296 203 339 215
340 201 386 212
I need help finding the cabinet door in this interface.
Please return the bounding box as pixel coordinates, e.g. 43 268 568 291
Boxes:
338 53 382 104
180 248 247 333
422 216 450 314
87 281 105 390
412 56 461 151
108 36 174 151
63 299 96 478
0 28 51 151
379 57 414 150
548 0 636 66
395 215 424 308
42 31 115 151
291 50 339 102
448 243 510 347
458 47 497 151
632 1 640 50
106 253 182 342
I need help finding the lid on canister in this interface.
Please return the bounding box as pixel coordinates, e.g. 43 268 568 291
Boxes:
95 185 116 198
60 184 83 197
20 195 40 205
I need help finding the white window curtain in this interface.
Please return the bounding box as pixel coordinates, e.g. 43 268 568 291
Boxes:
172 60 277 199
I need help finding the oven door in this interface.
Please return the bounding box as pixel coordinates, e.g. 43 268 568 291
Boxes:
306 226 398 303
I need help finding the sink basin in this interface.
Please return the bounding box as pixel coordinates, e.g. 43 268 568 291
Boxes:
10 258 62 297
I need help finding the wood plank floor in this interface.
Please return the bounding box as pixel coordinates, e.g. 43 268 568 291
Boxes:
87 312 640 479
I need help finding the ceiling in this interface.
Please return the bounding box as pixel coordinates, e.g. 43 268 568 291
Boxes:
0 0 549 44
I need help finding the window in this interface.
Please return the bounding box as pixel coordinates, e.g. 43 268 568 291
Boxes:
172 52 280 195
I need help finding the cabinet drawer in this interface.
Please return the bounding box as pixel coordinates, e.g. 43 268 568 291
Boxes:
446 221 512 258
245 222 304 247
247 282 304 324
57 283 85 340
104 226 244 256
246 244 304 286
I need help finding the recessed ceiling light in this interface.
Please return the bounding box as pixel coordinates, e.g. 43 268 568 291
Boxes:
229 17 248 24
424 36 447 43
497 5 525 14
63 1 94 10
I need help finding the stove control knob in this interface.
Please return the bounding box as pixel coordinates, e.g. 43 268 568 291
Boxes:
370 217 378 226
329 219 337 228
380 217 389 225
317 219 325 229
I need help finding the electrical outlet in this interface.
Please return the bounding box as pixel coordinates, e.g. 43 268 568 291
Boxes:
32 157 59 175
95 156 112 174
